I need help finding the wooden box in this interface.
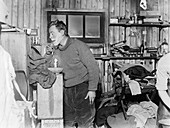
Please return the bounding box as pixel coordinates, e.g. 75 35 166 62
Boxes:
37 74 63 119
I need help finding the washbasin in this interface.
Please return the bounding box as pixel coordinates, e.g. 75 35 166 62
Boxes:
159 119 170 126
48 67 63 74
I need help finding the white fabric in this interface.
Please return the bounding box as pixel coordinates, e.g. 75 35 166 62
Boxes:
0 45 37 128
127 101 158 128
0 45 22 128
156 53 170 91
140 101 158 118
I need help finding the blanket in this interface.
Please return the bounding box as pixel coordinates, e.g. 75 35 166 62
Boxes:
28 46 56 89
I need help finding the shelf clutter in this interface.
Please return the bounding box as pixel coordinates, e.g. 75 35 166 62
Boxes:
110 12 169 25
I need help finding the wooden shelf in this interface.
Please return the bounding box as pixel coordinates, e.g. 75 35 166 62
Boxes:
109 23 170 41
109 23 170 28
95 56 158 60
44 8 106 12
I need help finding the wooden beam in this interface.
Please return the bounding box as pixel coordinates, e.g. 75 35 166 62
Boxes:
18 0 24 28
44 8 106 12
12 0 18 27
30 0 36 28
23 0 30 28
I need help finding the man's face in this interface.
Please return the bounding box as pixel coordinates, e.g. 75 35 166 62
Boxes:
49 25 63 46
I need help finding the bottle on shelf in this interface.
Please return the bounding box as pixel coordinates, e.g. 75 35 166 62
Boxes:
160 38 169 56
103 43 107 55
134 13 137 24
140 40 145 56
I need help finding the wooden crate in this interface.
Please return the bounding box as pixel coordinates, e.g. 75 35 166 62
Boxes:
1 32 28 73
37 74 63 119
41 119 63 128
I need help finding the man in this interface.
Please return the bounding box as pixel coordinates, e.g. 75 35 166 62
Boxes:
156 53 170 128
47 20 100 128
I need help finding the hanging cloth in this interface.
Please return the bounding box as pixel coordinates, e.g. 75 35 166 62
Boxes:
0 46 36 128
0 45 21 128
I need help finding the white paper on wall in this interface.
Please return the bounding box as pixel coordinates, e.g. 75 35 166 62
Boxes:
140 0 147 10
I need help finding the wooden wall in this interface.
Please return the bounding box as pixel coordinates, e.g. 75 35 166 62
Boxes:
2 0 170 51
3 0 46 46
2 0 109 47
109 0 170 49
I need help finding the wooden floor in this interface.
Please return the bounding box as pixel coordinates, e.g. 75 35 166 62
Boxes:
107 112 157 128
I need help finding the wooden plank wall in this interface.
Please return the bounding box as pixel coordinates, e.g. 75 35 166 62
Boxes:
3 0 46 45
2 0 108 46
2 0 170 52
109 0 170 49
3 0 170 49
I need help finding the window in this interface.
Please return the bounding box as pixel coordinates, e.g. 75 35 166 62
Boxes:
47 11 105 43
68 15 83 38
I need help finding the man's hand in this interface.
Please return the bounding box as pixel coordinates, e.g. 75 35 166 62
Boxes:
85 91 96 104
46 44 54 55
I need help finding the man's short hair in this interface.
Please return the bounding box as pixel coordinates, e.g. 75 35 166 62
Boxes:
49 20 68 36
